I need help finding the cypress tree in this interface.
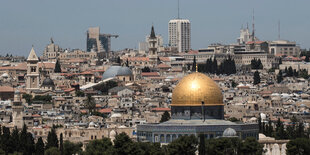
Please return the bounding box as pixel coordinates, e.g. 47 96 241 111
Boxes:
11 127 20 152
277 70 283 83
198 134 205 155
192 56 197 72
288 67 294 77
20 124 28 153
54 60 62 73
35 137 45 155
46 126 59 149
60 133 63 155
253 71 260 85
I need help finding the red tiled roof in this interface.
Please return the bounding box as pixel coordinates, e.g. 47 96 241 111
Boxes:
127 57 149 61
141 72 160 77
38 62 55 69
80 71 93 75
64 88 75 92
187 50 199 54
32 114 41 117
0 86 14 92
98 108 112 113
156 63 170 68
159 57 170 62
151 108 171 112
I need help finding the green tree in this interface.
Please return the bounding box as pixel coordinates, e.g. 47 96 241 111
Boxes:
85 138 114 155
11 127 20 152
35 137 45 155
113 132 135 155
198 134 205 155
305 55 309 62
288 67 294 77
1 126 14 154
192 56 197 72
231 80 237 88
85 94 96 114
60 133 64 155
239 137 264 155
160 111 171 123
22 94 33 104
205 137 241 155
93 80 118 94
141 66 151 72
286 138 310 155
253 71 260 85
279 57 282 64
24 132 35 155
126 59 129 67
46 126 59 149
277 70 283 83
228 117 239 122
19 124 28 153
63 141 82 155
166 135 198 155
75 90 85 97
54 60 62 73
45 147 61 155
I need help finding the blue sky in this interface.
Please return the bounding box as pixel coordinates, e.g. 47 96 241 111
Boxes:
0 0 309 56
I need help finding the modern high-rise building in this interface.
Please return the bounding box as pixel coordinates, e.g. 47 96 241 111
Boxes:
86 27 118 58
168 19 191 53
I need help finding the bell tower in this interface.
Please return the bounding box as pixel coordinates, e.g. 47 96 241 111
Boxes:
148 26 158 66
26 47 40 91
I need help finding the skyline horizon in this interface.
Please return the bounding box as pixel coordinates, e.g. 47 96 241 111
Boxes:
0 0 309 56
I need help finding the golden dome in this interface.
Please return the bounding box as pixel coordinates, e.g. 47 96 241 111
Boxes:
171 72 223 106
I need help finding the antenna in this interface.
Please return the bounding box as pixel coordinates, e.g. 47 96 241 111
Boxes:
278 20 281 40
177 0 180 19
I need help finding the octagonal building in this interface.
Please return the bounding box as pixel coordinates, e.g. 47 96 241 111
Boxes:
137 72 258 143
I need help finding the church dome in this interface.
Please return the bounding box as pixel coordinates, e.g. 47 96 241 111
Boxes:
42 77 55 87
171 72 223 106
102 66 133 80
223 128 237 137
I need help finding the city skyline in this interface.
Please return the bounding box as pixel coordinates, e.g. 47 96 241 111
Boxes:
0 0 309 56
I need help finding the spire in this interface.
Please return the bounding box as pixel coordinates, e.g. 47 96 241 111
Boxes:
27 47 39 61
50 37 54 44
252 9 255 41
150 25 156 39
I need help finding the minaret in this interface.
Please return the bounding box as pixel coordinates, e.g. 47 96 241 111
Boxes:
26 47 40 92
148 25 158 66
12 90 24 129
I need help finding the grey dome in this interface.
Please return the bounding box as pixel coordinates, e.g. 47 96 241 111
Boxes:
223 128 237 137
42 77 55 87
102 66 132 80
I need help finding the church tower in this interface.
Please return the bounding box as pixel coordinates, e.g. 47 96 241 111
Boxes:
148 26 158 66
26 47 40 91
12 90 24 129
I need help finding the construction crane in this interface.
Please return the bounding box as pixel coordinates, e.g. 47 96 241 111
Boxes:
101 34 119 53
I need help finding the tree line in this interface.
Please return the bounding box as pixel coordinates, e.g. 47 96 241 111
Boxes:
277 66 309 83
0 124 264 155
194 56 237 75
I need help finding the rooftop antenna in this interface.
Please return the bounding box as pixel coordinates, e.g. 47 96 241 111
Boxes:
252 9 255 41
278 20 281 40
177 0 180 19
